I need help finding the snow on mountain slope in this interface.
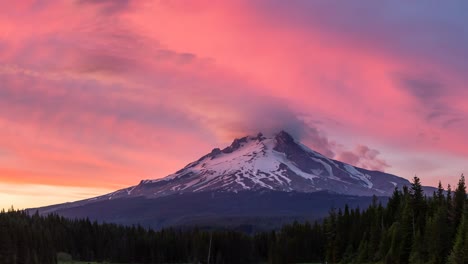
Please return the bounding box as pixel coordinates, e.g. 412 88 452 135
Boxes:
92 131 411 201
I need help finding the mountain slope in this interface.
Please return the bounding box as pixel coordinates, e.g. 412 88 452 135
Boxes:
32 131 435 229
94 131 409 202
36 191 384 230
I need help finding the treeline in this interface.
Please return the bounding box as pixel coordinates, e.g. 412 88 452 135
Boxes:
0 175 466 264
318 175 467 264
0 211 259 264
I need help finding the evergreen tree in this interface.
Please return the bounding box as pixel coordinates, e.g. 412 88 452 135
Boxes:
453 174 466 229
325 207 338 263
436 181 445 203
448 201 468 264
425 204 451 264
410 176 426 236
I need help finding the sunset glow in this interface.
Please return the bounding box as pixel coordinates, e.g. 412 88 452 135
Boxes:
1 1 467 209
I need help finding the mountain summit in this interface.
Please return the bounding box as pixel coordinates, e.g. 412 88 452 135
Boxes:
97 131 408 201
34 131 426 229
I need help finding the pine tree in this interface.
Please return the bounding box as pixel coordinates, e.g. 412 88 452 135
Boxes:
425 204 450 264
409 230 426 264
453 174 466 229
385 188 402 226
410 176 426 236
436 181 444 203
325 208 338 263
448 201 468 264
385 222 403 264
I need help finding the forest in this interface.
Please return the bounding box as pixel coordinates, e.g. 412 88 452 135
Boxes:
0 175 466 264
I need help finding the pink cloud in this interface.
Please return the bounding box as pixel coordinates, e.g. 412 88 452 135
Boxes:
337 145 390 172
0 1 467 206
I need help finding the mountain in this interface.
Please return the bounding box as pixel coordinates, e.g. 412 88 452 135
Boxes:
32 131 432 229
94 130 409 199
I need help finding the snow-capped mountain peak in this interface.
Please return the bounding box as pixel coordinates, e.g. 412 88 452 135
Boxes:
100 131 410 200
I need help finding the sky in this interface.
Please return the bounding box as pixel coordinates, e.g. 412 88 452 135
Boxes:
1 0 467 209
